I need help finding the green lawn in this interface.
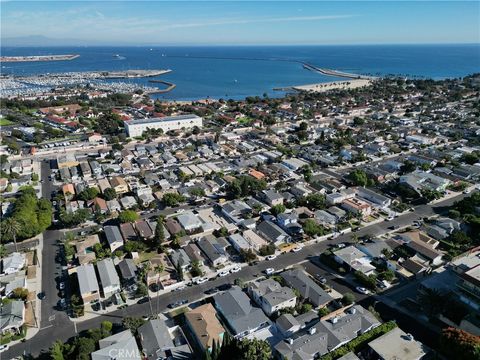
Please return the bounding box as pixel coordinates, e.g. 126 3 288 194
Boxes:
0 119 15 126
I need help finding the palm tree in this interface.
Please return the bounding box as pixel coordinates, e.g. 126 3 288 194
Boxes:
2 218 21 252
142 262 154 318
418 288 447 317
154 264 164 316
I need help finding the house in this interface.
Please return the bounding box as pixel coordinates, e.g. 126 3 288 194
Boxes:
213 286 270 338
197 236 228 267
227 233 252 253
221 200 252 223
281 269 333 307
138 319 174 360
110 176 129 194
185 303 225 352
62 183 75 198
275 311 318 338
341 198 372 218
1 252 26 275
0 300 25 334
146 254 175 286
399 170 451 194
120 222 137 242
91 330 141 360
257 221 291 246
104 225 124 252
356 187 391 208
184 243 207 266
135 220 154 239
120 196 137 209
165 218 182 235
248 278 297 316
327 206 347 221
76 263 100 303
334 246 376 275
170 249 191 270
177 211 203 232
315 210 338 225
118 258 138 286
274 306 380 360
366 327 429 360
261 189 284 206
241 230 268 251
96 258 121 299
75 234 100 265
91 197 108 213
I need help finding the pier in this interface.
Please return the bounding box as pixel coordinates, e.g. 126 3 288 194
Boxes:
301 63 377 80
147 80 176 93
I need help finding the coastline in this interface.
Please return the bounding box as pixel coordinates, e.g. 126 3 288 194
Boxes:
0 54 80 62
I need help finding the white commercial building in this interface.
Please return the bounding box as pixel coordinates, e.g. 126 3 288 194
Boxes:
124 115 203 137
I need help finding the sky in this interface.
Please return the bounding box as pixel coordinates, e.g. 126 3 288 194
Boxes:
1 1 479 45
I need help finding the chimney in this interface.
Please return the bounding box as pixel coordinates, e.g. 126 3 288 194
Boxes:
349 307 357 315
308 327 317 335
406 333 414 341
287 338 293 345
331 317 338 324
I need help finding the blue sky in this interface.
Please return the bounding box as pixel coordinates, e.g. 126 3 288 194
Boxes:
1 1 479 45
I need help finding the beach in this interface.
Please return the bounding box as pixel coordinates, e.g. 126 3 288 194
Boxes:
292 79 373 93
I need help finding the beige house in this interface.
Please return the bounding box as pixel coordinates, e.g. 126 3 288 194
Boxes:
110 176 129 194
185 303 225 352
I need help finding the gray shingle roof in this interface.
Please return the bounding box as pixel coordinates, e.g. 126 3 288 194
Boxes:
281 269 333 307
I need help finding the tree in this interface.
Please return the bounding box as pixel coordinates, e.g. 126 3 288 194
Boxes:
93 112 124 135
162 193 186 207
303 219 326 237
418 288 447 317
298 193 326 210
190 260 203 277
270 204 286 216
240 248 257 263
78 187 99 201
154 217 165 249
342 292 355 305
259 244 276 256
12 287 29 300
103 187 117 201
176 260 184 281
122 317 146 334
135 282 148 298
189 187 206 198
50 340 65 360
228 176 267 198
118 210 139 223
439 328 480 360
2 217 20 251
347 169 369 187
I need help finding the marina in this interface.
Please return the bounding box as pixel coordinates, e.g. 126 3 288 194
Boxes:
0 69 174 97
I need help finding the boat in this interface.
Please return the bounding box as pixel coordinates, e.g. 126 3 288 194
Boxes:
113 54 121 58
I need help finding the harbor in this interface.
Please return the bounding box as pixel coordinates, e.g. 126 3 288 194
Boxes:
0 69 175 98
0 54 80 62
274 78 373 93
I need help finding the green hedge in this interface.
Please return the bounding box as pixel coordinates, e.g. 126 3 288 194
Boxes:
320 321 397 360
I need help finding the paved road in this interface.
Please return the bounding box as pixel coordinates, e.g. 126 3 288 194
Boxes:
4 191 472 359
39 161 72 330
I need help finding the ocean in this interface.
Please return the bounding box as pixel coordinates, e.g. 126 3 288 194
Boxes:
1 44 479 100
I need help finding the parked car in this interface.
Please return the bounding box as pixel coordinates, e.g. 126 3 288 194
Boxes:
265 255 277 261
59 282 65 290
291 246 302 253
0 345 9 353
230 266 241 273
355 286 370 295
317 276 327 284
217 284 232 291
336 243 346 249
264 268 275 275
205 288 219 295
218 270 229 277
194 277 208 285
168 299 188 309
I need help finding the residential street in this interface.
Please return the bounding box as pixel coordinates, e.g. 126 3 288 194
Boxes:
3 188 471 359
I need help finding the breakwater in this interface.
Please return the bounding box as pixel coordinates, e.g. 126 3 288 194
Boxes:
1 54 80 62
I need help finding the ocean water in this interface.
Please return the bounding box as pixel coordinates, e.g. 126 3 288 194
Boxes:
1 44 479 100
